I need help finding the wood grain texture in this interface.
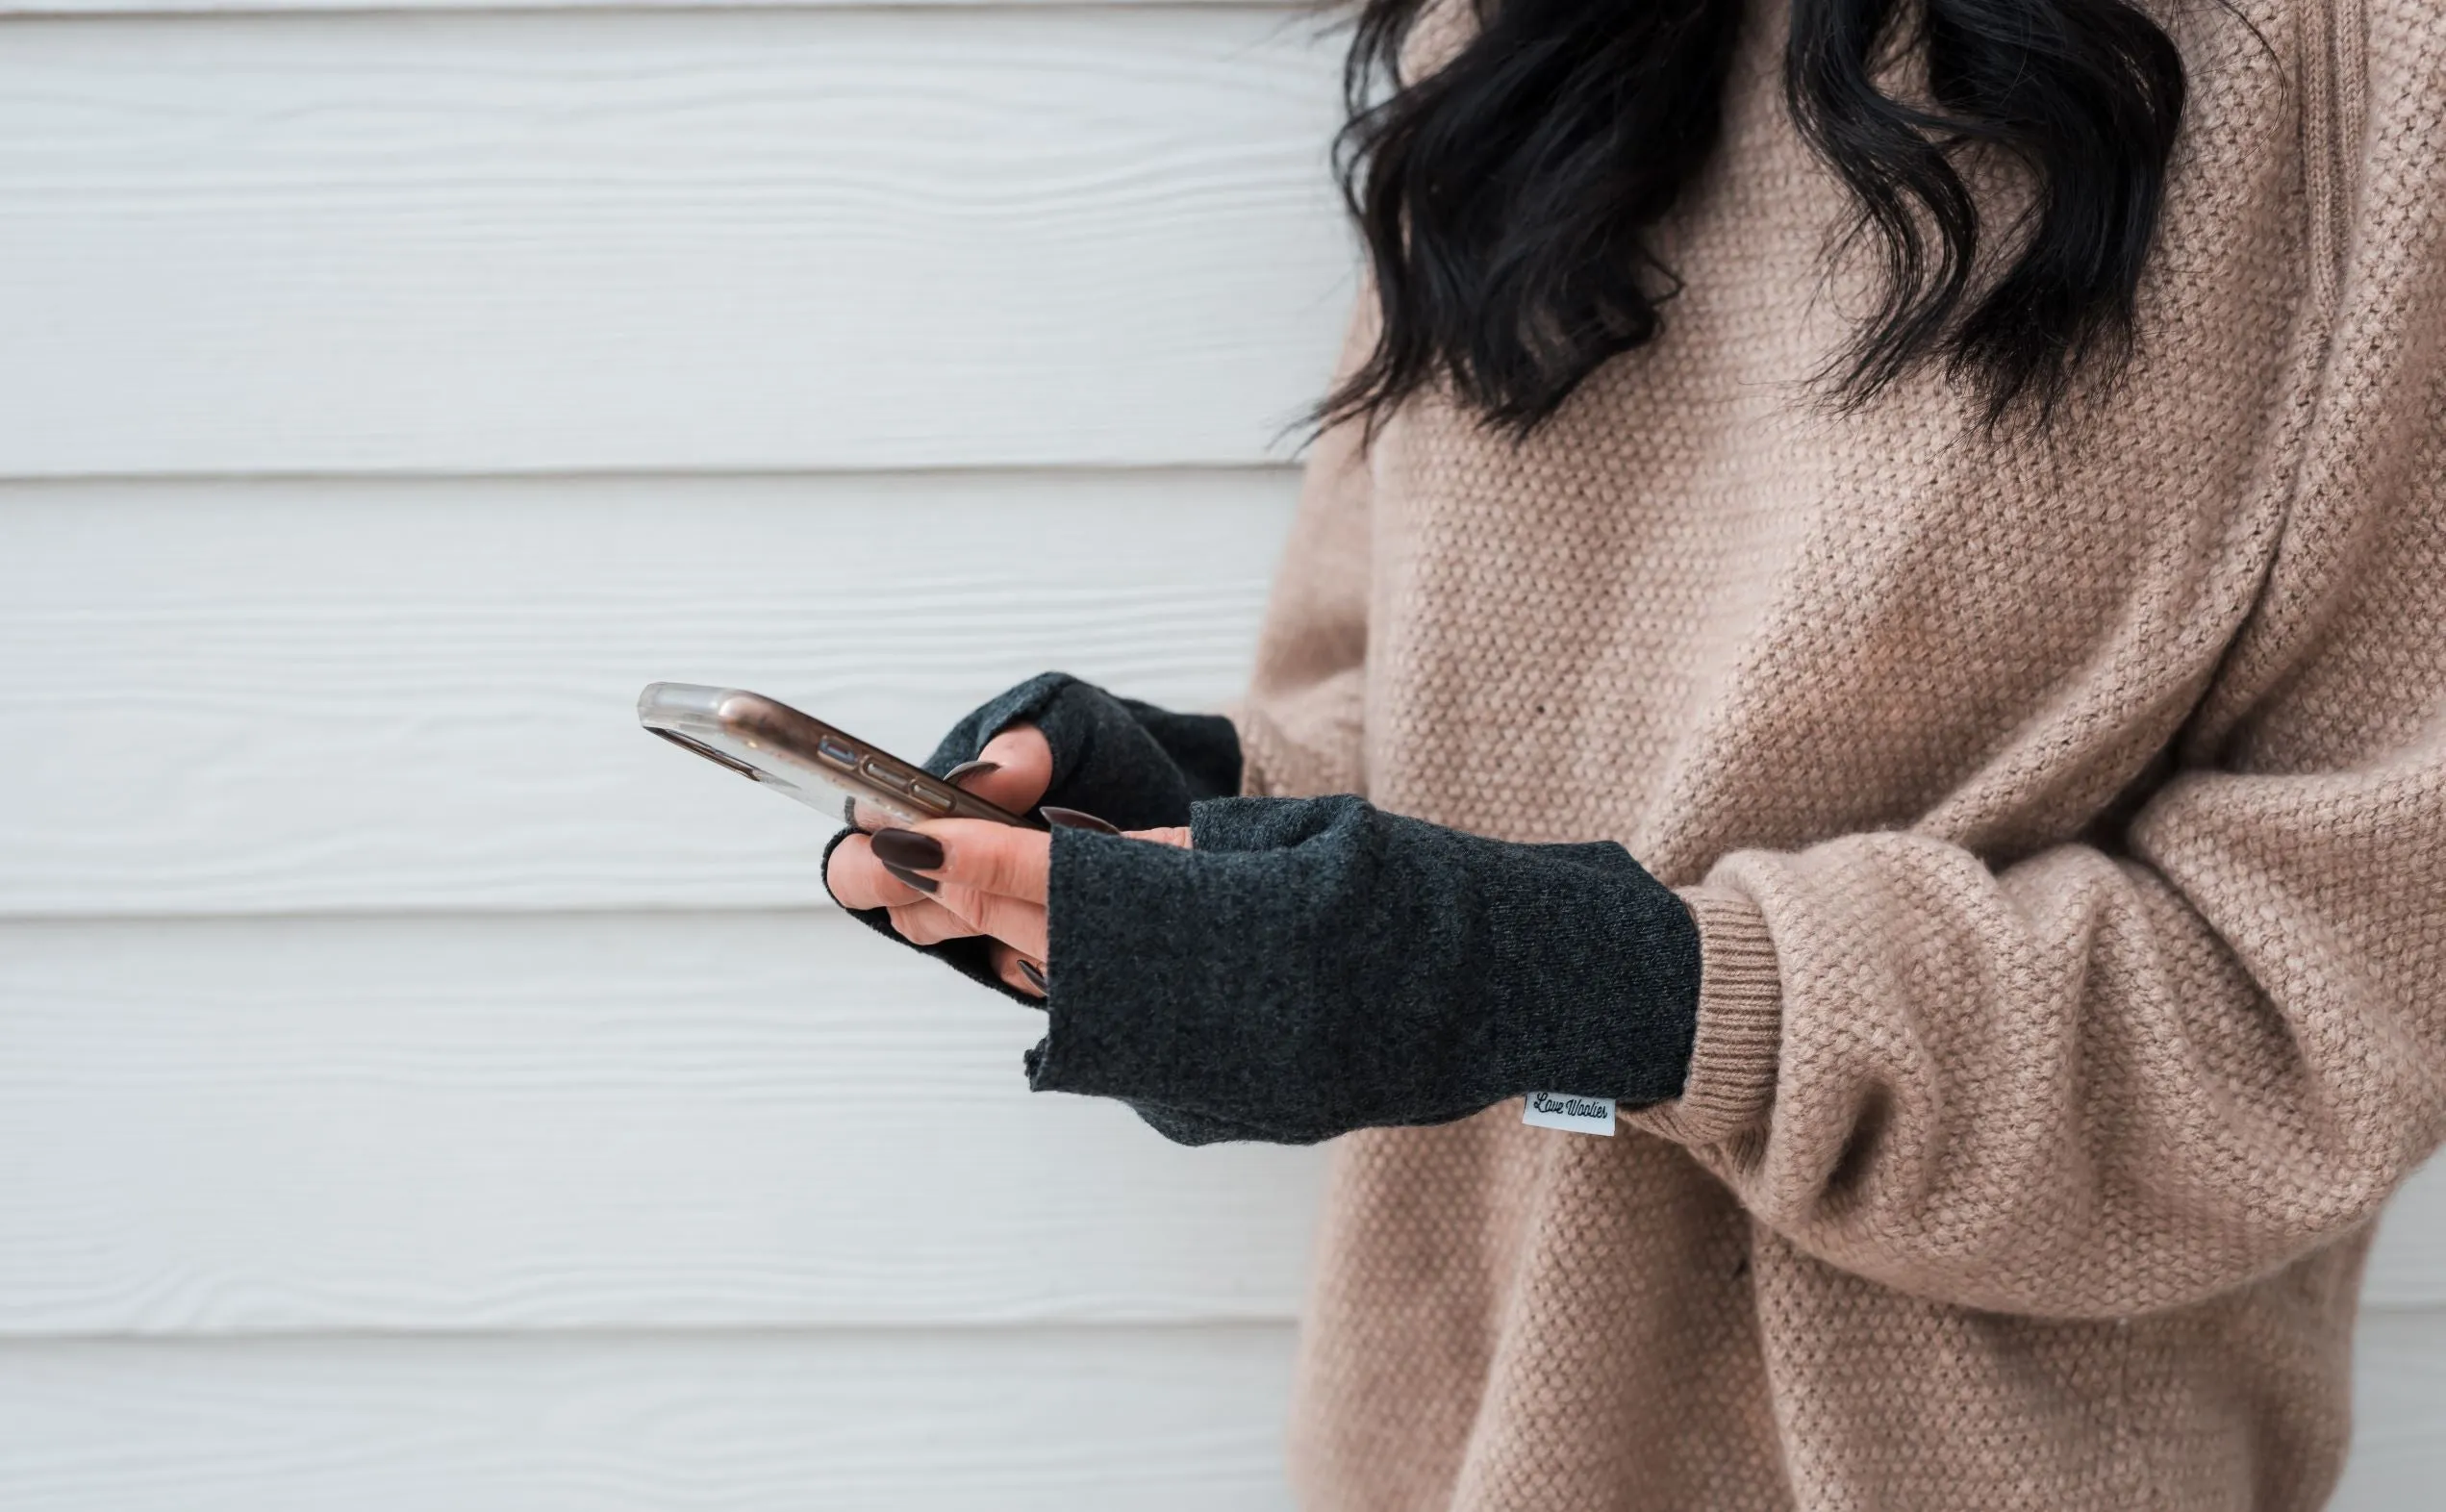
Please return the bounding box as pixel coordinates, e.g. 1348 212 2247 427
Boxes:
2 911 2438 1335
0 1325 1299 1511
2367 1158 2446 1309
0 469 1298 917
0 910 1323 1335
0 1313 2439 1508
2331 1309 2446 1511
0 9 1351 476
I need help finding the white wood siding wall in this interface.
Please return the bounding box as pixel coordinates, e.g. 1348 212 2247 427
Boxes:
0 4 2436 1506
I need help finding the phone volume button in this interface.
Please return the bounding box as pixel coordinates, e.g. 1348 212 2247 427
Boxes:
908 782 955 813
857 757 911 794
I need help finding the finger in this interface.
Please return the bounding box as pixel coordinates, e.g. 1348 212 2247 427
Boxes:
989 943 1049 999
887 896 989 947
954 725 1054 814
826 832 933 911
931 884 1048 961
1124 825 1194 850
874 819 1051 904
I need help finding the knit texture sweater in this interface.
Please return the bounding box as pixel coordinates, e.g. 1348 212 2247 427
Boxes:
1241 0 2446 1506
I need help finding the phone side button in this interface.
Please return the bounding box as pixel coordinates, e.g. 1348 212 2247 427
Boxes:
816 738 860 769
858 757 911 794
907 782 955 813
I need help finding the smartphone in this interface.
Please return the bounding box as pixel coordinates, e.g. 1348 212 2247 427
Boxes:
638 682 1036 831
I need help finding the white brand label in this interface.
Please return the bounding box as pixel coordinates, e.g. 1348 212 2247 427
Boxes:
1522 1092 1616 1136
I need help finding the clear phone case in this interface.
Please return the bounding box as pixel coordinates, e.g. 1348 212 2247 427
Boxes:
637 682 1034 831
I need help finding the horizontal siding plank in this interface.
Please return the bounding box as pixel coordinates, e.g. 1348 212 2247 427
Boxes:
2367 1158 2446 1309
0 1325 1298 1511
0 911 1322 1335
2332 1308 2446 1511
3 913 2440 1335
0 468 1298 917
0 9 1349 476
0 1311 2437 1507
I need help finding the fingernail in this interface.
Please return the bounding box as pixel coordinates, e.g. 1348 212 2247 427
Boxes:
1040 805 1121 835
870 828 946 871
945 759 1002 789
1018 960 1047 993
881 862 937 895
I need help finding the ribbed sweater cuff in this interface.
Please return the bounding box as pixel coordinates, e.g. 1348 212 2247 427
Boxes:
1626 885 1782 1147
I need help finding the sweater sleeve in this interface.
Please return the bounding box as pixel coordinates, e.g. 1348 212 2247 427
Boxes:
1233 303 1378 801
1628 319 2446 1319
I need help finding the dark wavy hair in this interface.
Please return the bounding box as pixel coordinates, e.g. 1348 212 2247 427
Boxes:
1320 0 2189 436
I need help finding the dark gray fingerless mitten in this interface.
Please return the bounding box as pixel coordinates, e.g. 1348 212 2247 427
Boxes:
920 671 1241 829
1027 794 1702 1146
821 673 1242 1002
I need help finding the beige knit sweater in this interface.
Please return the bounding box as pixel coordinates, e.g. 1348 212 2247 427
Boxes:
1231 1 2446 1505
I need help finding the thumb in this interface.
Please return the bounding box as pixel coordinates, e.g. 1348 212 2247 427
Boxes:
947 722 1055 814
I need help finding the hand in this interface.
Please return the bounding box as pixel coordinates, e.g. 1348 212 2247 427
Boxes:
825 723 1190 997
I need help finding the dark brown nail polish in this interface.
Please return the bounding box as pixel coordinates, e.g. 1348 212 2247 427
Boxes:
1018 960 1048 993
870 827 945 871
945 759 1002 789
881 862 937 895
1040 805 1121 835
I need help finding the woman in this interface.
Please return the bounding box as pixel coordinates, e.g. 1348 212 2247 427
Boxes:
828 0 2446 1505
